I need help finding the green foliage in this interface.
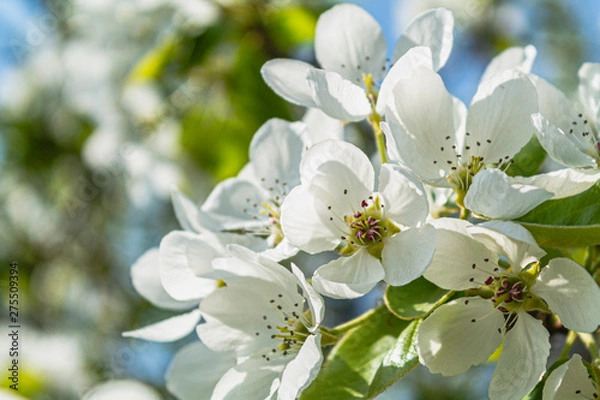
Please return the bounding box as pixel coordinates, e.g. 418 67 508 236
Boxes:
517 181 600 248
367 319 421 398
384 277 450 320
266 7 317 51
506 135 546 178
301 306 413 400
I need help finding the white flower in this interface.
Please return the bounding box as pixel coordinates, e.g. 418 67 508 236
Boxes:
543 354 599 400
190 245 325 400
384 65 600 219
261 4 453 121
123 231 264 342
531 63 600 168
172 118 309 261
418 219 600 400
281 139 436 299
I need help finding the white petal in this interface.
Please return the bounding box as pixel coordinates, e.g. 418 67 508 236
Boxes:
131 248 198 310
260 238 299 262
197 287 284 355
468 220 545 271
214 245 300 298
312 251 384 299
306 68 371 121
280 185 338 254
378 164 429 227
166 343 236 400
479 45 537 84
386 66 464 185
424 218 498 290
301 108 344 145
417 297 504 376
315 3 387 83
489 313 550 400
300 139 374 189
393 8 454 71
578 62 600 121
381 224 437 286
532 258 600 332
376 46 433 114
291 264 325 329
183 232 266 279
211 359 283 400
261 59 318 108
122 309 201 342
508 168 600 200
278 334 323 400
531 113 597 168
466 70 538 163
531 75 593 155
201 178 270 231
171 189 220 232
250 118 305 191
160 231 218 301
543 354 597 400
464 169 553 220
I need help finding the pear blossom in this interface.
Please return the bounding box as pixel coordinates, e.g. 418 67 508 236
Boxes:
418 219 600 400
261 3 453 121
531 63 600 168
124 231 264 342
172 118 309 261
184 245 325 400
281 139 436 299
542 354 599 400
384 65 599 219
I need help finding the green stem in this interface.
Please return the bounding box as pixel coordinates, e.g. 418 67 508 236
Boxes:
577 332 600 365
424 291 456 318
558 330 578 360
363 73 387 165
328 305 383 336
585 245 599 275
373 121 388 164
459 206 470 220
318 327 342 346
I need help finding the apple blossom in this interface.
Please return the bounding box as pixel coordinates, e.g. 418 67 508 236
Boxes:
418 219 600 400
194 245 325 400
261 4 453 121
281 139 436 299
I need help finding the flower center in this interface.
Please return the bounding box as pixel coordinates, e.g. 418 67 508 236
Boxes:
446 155 485 208
258 201 284 246
242 177 289 246
256 293 312 363
338 196 399 259
567 112 600 163
478 262 548 315
484 274 528 313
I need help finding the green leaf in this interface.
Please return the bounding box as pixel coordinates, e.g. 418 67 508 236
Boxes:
516 182 600 248
506 135 547 177
127 35 179 83
300 306 410 400
384 277 450 320
367 319 421 398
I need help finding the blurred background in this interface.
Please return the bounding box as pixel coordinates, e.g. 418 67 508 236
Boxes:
0 0 599 398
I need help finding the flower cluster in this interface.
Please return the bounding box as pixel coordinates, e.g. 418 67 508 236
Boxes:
126 4 600 400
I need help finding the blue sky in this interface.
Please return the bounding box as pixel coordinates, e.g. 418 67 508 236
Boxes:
2 0 600 102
